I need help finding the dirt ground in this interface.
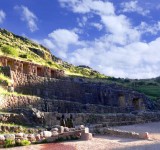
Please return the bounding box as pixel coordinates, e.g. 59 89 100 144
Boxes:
3 122 160 150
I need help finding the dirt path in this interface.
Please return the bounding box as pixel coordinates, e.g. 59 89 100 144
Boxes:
3 136 160 150
3 122 160 150
114 121 160 140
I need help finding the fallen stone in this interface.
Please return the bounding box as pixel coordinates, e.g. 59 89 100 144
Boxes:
81 133 93 140
27 134 36 142
64 127 70 132
0 135 5 148
40 131 52 138
35 134 41 141
52 131 59 136
139 132 149 139
5 134 15 140
51 128 58 132
58 126 64 134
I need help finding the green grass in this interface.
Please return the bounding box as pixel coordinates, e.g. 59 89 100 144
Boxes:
1 45 19 57
133 85 160 99
0 73 13 85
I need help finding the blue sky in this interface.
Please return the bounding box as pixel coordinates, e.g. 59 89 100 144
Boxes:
0 0 160 79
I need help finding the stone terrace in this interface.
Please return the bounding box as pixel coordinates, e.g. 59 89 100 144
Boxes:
0 56 64 78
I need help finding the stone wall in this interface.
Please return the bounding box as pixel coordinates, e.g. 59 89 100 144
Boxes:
1 95 129 113
0 126 86 148
1 95 160 127
11 71 155 112
0 56 64 78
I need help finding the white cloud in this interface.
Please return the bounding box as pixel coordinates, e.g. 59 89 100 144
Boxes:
136 21 160 35
90 23 103 31
0 10 6 24
77 16 88 27
44 29 84 58
42 0 160 79
101 14 140 45
59 0 115 15
121 1 150 16
14 5 38 32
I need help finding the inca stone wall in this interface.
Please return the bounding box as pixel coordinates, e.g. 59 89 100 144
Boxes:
11 71 154 112
1 95 130 113
0 56 64 78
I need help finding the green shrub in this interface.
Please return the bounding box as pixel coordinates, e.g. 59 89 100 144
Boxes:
4 139 15 148
19 54 27 58
1 45 19 56
16 139 31 146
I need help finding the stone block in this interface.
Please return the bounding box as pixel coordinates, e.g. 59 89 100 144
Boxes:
0 135 5 147
52 131 59 136
75 125 85 130
40 131 52 138
58 126 64 134
64 127 70 132
81 133 92 140
27 134 36 142
139 132 149 139
35 134 41 141
51 128 58 132
4 134 15 140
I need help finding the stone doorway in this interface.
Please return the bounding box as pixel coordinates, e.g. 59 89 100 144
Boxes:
7 60 14 70
23 63 29 74
51 70 55 78
119 95 126 107
132 98 140 110
37 67 43 76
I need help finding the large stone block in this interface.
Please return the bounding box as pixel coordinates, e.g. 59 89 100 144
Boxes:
81 133 93 140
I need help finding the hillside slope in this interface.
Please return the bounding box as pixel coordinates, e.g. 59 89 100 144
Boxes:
0 28 106 78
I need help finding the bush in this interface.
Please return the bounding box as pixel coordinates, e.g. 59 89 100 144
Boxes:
16 139 31 146
19 54 27 58
1 45 19 56
4 139 15 148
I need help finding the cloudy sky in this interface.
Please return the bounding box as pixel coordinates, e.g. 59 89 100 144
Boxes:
1 0 160 79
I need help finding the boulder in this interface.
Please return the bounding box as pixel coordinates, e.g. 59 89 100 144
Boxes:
75 125 85 130
27 134 36 142
81 133 93 140
139 132 149 139
35 134 41 141
64 127 70 132
51 128 58 132
4 134 15 140
58 126 64 134
52 131 59 136
0 135 5 148
40 131 52 138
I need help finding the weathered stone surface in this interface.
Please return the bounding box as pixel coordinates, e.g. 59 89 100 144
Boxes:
0 135 5 141
27 134 36 142
64 127 70 132
40 131 52 138
51 128 58 132
5 134 15 140
139 132 149 139
0 135 5 148
75 125 85 130
1 67 156 114
58 126 64 134
52 131 59 136
35 134 41 141
81 133 93 140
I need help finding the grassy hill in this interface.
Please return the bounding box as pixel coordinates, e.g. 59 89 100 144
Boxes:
0 28 106 79
0 28 160 100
